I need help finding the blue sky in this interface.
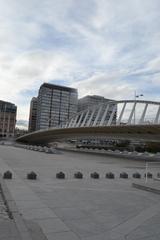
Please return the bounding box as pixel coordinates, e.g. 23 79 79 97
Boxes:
0 0 160 127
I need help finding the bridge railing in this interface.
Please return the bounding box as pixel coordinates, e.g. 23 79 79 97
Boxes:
63 100 160 129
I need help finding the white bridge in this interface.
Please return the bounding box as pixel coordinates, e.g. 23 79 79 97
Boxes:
17 100 160 144
65 100 160 128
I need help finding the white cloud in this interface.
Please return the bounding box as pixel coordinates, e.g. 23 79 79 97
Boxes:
71 72 133 100
0 0 160 123
0 50 80 120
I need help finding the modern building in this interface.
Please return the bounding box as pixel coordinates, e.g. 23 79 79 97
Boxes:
0 100 17 137
36 83 78 130
78 95 112 112
28 97 38 132
78 95 117 125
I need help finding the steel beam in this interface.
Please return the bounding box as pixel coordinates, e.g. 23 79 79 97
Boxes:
99 104 110 126
107 104 117 126
154 105 160 124
93 106 103 126
139 103 148 124
127 102 136 125
117 102 126 125
72 114 80 128
86 108 96 126
68 118 75 128
76 112 84 127
81 110 90 127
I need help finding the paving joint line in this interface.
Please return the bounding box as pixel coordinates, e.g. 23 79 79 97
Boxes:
0 173 33 240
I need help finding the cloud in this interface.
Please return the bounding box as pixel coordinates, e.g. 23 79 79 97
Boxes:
0 50 80 120
71 72 133 100
0 0 160 124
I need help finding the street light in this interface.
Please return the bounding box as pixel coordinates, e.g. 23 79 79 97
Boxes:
134 91 144 124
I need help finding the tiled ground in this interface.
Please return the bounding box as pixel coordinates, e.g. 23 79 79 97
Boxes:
0 145 160 240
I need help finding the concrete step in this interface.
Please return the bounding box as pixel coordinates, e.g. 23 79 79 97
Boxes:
132 182 160 195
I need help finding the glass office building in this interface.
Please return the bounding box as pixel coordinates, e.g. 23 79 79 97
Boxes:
28 97 38 132
36 83 78 130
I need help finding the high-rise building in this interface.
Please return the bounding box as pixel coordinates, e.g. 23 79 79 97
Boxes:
78 95 113 112
36 83 78 130
78 95 117 125
28 97 38 132
0 100 17 137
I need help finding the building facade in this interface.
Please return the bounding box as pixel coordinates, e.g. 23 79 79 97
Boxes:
28 97 38 132
36 83 78 130
0 100 17 137
78 95 113 112
78 95 117 125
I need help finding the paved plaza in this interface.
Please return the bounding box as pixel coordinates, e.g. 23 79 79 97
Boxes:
0 144 160 240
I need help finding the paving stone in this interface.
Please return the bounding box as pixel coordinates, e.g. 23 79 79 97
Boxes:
64 218 107 238
37 218 69 234
1 146 160 240
25 220 48 240
0 220 20 238
54 207 88 220
46 231 80 240
21 207 57 220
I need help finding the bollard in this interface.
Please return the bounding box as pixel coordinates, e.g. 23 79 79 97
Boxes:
120 172 128 179
144 172 152 179
106 172 115 179
90 172 99 179
27 171 37 180
132 172 141 179
3 171 12 179
157 173 160 178
74 172 83 179
56 172 65 179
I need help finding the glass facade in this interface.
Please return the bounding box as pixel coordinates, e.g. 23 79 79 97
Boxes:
0 100 17 137
36 83 78 130
28 97 38 132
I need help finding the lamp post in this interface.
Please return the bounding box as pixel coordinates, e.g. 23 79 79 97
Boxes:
134 91 143 124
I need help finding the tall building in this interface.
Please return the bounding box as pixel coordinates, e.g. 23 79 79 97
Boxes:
0 100 17 137
36 83 78 130
78 95 113 112
28 97 38 132
78 95 117 125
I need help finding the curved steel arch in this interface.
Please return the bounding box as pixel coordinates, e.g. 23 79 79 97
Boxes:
65 100 160 128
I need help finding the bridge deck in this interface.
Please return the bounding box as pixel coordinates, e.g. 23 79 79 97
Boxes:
17 125 160 144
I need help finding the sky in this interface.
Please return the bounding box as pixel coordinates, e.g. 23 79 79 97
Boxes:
0 0 160 128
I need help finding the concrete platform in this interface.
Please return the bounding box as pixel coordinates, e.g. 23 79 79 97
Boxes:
0 145 160 240
132 181 160 195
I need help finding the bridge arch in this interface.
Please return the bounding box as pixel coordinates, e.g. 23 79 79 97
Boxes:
16 100 160 144
64 100 160 128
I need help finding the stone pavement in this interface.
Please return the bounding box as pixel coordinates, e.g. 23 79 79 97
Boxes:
0 182 22 240
0 175 32 240
133 180 160 195
0 145 160 239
